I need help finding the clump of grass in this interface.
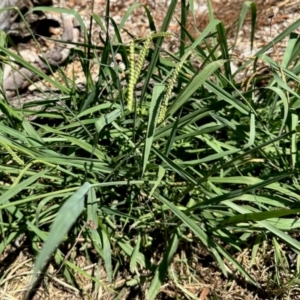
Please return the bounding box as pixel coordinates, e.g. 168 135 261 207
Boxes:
0 0 300 299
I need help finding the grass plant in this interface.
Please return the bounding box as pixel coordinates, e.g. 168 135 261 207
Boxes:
0 0 300 299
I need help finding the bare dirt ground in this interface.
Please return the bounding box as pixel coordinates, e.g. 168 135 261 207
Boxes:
1 1 300 299
8 0 300 102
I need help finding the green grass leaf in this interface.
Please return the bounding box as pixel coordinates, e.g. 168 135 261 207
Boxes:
33 182 91 275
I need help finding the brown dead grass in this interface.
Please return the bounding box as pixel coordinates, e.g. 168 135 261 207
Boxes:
1 237 300 299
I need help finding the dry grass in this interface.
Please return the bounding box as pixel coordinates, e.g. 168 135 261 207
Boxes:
2 240 300 299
